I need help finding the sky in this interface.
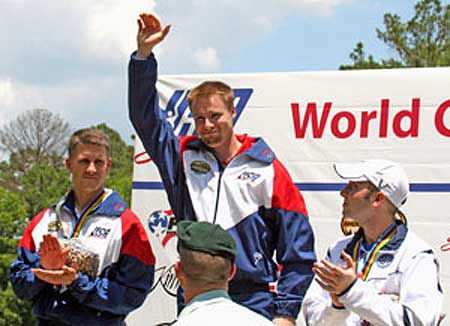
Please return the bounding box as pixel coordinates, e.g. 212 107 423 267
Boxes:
0 0 434 145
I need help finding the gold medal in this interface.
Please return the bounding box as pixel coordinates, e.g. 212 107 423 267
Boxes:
47 219 61 232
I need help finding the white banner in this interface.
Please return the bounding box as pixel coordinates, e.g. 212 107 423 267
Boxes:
127 67 450 325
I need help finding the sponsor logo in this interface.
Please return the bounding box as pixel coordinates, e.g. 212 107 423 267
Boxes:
376 253 394 268
149 264 179 297
89 226 111 239
147 210 177 247
134 88 253 165
253 252 263 265
190 160 211 174
237 171 261 182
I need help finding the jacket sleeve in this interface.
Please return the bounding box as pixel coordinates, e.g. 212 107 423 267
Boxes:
128 53 183 209
10 209 52 301
67 209 155 316
271 159 317 319
339 251 443 325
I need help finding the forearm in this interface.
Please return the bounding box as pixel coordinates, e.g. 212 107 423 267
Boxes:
10 251 50 301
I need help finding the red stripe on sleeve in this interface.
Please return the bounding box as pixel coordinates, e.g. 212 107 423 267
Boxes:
121 209 155 265
18 208 49 252
271 158 308 216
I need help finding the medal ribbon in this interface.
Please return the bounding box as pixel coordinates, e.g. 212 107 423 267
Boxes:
352 224 397 281
70 190 106 238
55 189 106 238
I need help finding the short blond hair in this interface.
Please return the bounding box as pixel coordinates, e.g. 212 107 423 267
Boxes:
187 81 234 111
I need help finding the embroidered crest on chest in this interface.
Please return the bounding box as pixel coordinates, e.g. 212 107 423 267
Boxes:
376 253 394 268
237 171 261 182
89 226 111 239
190 160 211 174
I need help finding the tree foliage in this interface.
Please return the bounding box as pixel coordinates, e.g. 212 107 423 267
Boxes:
0 108 71 162
0 187 35 326
340 0 450 70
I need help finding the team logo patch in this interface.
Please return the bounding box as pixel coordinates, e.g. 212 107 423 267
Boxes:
89 226 111 239
376 253 394 268
237 171 261 182
113 202 125 213
190 160 211 174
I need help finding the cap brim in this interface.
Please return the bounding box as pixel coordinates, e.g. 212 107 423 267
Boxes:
333 162 368 181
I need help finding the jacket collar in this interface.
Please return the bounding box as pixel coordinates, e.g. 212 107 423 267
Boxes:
344 219 408 255
186 134 275 164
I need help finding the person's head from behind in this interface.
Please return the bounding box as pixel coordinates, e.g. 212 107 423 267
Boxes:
65 128 112 194
175 221 237 295
187 81 236 149
334 159 409 228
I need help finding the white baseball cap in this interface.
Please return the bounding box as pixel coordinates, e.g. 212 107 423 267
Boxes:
333 159 409 209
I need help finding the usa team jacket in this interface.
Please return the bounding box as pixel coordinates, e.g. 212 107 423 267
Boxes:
128 54 316 319
302 221 443 325
10 189 155 326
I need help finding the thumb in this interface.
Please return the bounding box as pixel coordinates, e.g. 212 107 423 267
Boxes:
159 24 171 41
341 250 355 269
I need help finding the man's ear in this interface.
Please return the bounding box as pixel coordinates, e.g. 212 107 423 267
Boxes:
65 157 72 172
373 191 386 207
174 261 182 278
231 106 236 119
227 263 237 281
175 261 185 288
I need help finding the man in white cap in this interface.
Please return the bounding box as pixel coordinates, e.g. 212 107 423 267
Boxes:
302 159 443 325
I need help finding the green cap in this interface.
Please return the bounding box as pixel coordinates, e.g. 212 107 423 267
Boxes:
177 221 237 260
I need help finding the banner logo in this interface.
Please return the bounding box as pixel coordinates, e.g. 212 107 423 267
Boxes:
161 88 254 137
147 209 177 247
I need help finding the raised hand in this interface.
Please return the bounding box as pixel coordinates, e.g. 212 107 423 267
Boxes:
313 250 358 296
32 265 78 285
38 234 70 270
136 13 171 59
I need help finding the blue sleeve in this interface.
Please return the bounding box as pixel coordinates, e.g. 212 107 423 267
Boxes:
127 53 183 207
10 247 51 301
274 209 316 318
68 255 154 316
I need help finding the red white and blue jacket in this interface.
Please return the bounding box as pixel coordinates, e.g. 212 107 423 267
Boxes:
128 54 316 319
10 188 155 326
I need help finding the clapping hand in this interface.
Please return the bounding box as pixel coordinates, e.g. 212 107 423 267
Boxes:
32 265 78 285
38 234 70 270
313 250 359 307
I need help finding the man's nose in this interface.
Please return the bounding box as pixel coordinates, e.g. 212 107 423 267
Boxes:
204 118 214 128
86 162 97 173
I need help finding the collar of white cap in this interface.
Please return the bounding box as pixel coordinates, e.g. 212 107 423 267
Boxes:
333 159 409 210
